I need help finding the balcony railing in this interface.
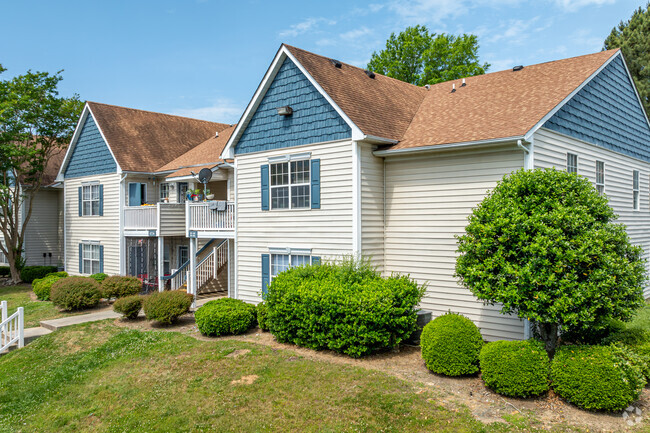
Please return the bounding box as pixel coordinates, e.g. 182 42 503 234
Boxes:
187 201 235 232
124 206 157 230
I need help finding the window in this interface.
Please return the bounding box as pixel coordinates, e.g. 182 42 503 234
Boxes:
633 170 640 210
0 250 6 264
270 254 311 280
270 160 310 209
82 184 100 216
128 183 147 206
81 243 100 275
159 183 170 202
595 161 605 195
178 245 189 267
177 182 188 203
567 153 578 174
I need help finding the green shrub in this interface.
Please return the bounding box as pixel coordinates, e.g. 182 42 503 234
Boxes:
101 276 142 299
0 266 9 277
50 277 101 311
266 259 424 358
32 274 66 301
631 342 650 381
601 327 650 346
142 290 193 325
20 266 58 283
195 298 256 336
561 318 626 345
420 313 483 376
113 295 143 320
479 340 550 397
89 273 108 283
257 302 269 331
551 345 646 411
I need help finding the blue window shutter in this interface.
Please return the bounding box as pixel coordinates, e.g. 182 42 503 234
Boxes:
261 165 270 211
311 159 320 209
99 245 104 273
261 254 270 297
311 256 321 265
78 187 82 216
78 244 83 274
98 184 104 216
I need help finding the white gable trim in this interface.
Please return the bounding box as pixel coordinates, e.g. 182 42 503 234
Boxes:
618 52 650 130
221 45 364 159
55 103 122 181
523 51 621 141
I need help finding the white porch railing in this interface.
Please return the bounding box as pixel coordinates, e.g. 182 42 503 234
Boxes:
215 239 228 271
124 206 158 230
196 250 215 292
1 301 23 353
187 202 235 232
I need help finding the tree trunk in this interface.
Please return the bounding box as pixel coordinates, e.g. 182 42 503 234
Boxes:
9 259 20 284
538 323 559 359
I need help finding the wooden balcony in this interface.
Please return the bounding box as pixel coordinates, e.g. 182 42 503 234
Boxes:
186 201 235 239
123 203 186 237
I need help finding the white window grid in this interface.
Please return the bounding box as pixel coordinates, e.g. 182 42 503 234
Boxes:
82 243 100 275
159 183 170 202
566 153 578 174
271 254 311 280
595 161 605 195
270 160 310 209
633 170 640 210
82 184 100 216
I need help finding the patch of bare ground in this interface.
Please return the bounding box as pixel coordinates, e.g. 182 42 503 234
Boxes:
113 314 647 432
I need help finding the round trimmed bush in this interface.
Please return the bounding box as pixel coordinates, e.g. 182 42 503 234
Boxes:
113 295 143 320
32 274 66 301
89 273 108 283
20 266 58 283
631 342 650 381
601 327 650 346
101 276 142 299
50 277 101 311
420 313 483 376
195 298 256 336
479 340 550 397
257 302 269 331
46 271 68 278
551 345 646 411
142 290 193 325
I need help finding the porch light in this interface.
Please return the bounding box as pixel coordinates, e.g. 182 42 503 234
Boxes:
277 106 293 116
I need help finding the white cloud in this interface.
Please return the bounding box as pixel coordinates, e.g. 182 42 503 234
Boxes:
278 17 337 38
172 98 243 124
569 28 604 51
388 0 467 24
553 0 616 12
485 57 516 72
340 27 373 41
487 18 539 44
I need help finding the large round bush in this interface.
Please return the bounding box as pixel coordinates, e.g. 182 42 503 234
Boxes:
113 295 143 320
256 302 269 331
195 298 256 336
456 168 647 357
50 277 101 311
20 266 58 283
142 290 193 324
33 274 67 301
480 340 550 397
101 276 142 299
266 260 424 358
420 313 483 376
551 345 646 411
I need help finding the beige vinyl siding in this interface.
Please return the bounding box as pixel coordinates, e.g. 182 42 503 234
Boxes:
64 173 122 275
534 127 650 297
159 204 186 236
236 140 354 303
384 145 526 341
360 143 384 272
23 189 62 266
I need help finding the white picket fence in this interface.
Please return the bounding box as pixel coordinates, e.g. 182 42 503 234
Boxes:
1 301 24 353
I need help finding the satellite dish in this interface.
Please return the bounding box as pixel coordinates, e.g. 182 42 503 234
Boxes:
198 168 212 183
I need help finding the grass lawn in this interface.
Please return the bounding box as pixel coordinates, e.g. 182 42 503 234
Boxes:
0 321 575 433
0 284 78 328
628 302 650 330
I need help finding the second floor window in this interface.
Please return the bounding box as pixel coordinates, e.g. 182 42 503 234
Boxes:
159 183 170 202
595 161 605 195
567 153 578 174
82 184 100 216
633 170 640 210
271 160 310 209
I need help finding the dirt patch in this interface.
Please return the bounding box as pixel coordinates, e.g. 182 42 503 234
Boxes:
113 316 645 432
231 375 259 385
226 349 251 358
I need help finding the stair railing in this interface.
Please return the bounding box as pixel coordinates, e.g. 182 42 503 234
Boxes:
0 301 23 353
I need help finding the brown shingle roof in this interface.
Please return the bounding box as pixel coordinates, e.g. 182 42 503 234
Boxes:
285 45 427 142
87 102 231 172
42 146 66 186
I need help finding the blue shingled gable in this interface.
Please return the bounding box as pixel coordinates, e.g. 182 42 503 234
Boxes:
235 57 351 155
543 55 650 162
65 114 118 178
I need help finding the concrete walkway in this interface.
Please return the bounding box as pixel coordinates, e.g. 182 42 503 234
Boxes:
40 310 122 331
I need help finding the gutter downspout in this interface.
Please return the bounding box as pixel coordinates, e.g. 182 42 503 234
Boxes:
118 172 127 275
518 138 535 339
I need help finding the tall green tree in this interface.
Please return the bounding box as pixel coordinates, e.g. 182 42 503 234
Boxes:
367 25 489 86
0 66 83 282
604 3 650 115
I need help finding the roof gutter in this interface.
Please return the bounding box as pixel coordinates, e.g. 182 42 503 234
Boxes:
373 136 525 156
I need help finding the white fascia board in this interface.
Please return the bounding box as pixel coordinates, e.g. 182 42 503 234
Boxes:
523 51 621 141
373 136 523 156
56 104 90 182
86 104 122 174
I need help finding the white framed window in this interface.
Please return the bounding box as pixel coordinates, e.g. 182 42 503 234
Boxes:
270 160 310 209
177 182 188 203
82 184 100 216
0 250 7 264
81 243 101 275
633 170 640 210
159 183 170 202
270 253 311 280
567 153 578 174
595 161 605 195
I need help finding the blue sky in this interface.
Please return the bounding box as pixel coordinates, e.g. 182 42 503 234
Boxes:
0 0 642 124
